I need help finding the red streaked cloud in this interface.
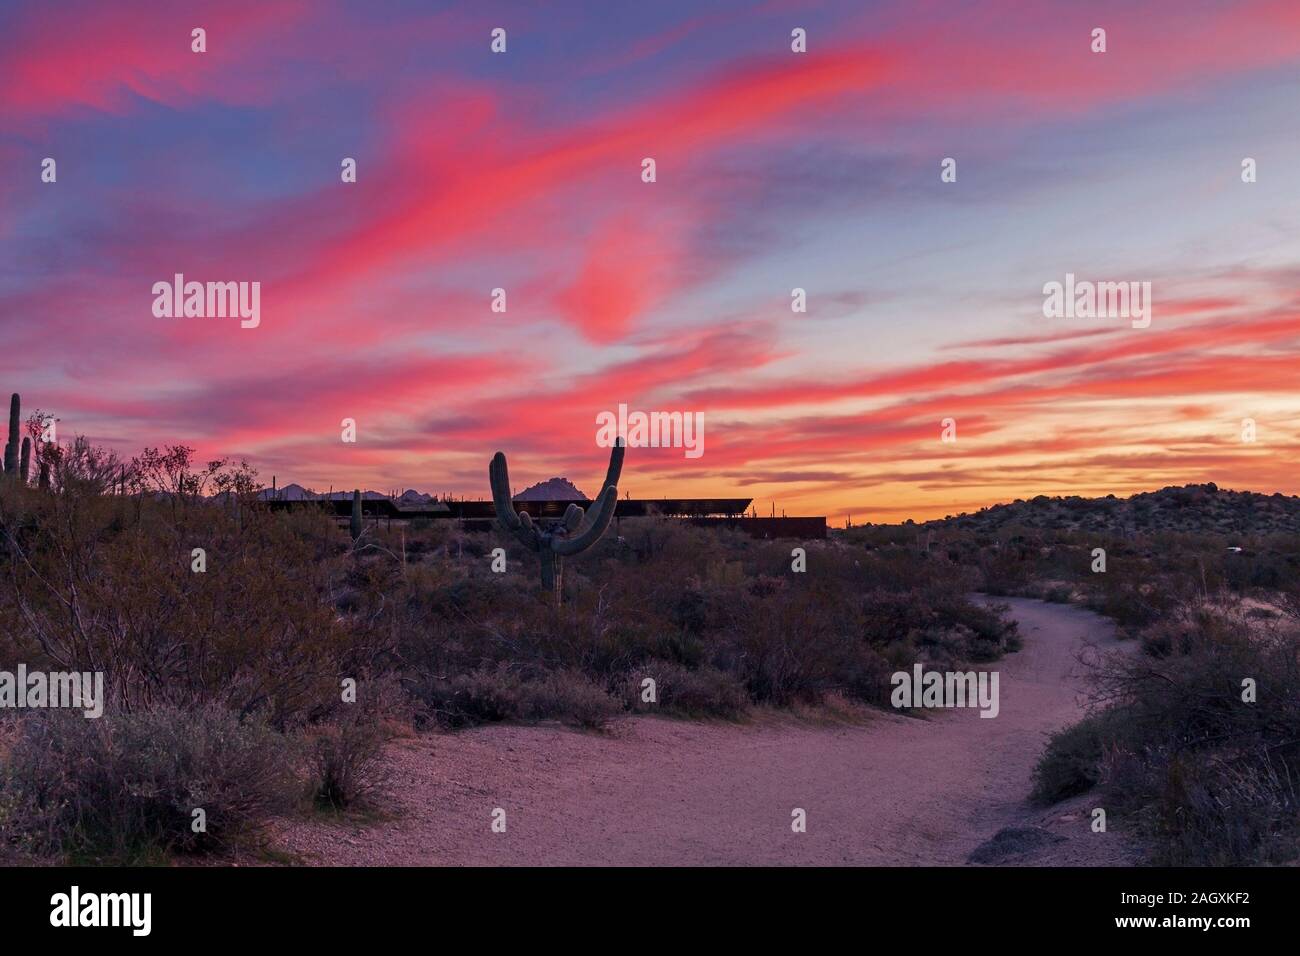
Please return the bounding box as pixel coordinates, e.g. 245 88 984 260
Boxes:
0 1 313 118
553 214 683 343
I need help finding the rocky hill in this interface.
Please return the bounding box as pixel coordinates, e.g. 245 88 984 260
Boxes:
922 483 1300 537
514 477 588 501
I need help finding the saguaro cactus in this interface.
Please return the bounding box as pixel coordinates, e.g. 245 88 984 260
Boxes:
19 437 31 482
3 393 19 478
350 489 363 541
489 439 624 601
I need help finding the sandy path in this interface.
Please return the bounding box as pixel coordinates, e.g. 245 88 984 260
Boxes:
275 597 1139 865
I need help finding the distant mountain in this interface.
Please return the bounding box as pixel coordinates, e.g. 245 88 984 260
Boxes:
257 483 317 501
921 483 1300 536
515 477 588 501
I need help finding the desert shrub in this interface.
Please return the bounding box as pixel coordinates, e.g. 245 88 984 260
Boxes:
1031 712 1118 804
720 585 863 705
389 520 1020 720
859 589 934 644
414 667 619 729
979 547 1032 595
415 670 519 727
1136 603 1244 658
1032 602 1300 864
939 594 1022 656
0 483 370 726
516 670 621 728
857 589 1019 665
1 706 297 861
622 661 749 718
668 587 710 637
1083 575 1180 630
311 716 388 811
1043 584 1073 603
1147 750 1298 865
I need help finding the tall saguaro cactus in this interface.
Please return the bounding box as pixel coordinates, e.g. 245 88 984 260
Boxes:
3 393 19 479
489 439 624 601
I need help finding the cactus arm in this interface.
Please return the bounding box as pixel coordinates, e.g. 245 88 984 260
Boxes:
552 439 622 555
600 438 625 492
553 485 618 555
511 516 539 547
20 437 31 482
563 503 584 532
489 451 538 547
4 393 19 476
489 453 519 529
350 489 363 540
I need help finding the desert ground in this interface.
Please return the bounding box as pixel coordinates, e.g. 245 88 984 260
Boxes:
275 597 1140 866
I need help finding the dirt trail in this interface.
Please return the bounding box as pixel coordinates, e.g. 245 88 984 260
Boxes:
276 597 1140 866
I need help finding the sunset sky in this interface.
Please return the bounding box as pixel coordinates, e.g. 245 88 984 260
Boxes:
2 0 1298 521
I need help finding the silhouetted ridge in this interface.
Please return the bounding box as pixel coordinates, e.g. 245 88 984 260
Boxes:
921 483 1300 535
